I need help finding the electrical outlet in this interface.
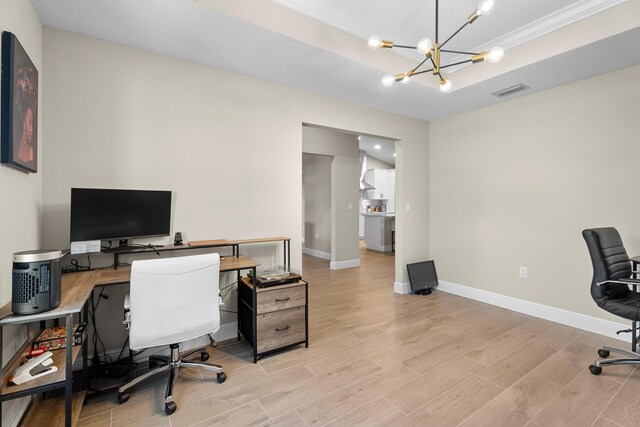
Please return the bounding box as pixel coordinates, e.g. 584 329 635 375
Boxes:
519 266 528 279
315 234 319 239
406 202 411 212
348 202 353 210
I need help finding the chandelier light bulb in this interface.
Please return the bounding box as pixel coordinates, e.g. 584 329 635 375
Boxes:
486 46 504 63
382 74 395 87
368 35 383 50
439 78 452 93
477 0 495 16
416 37 433 55
401 75 411 84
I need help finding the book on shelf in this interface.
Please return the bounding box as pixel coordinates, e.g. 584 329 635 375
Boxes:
32 322 87 351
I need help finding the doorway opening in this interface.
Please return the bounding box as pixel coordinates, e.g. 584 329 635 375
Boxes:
301 124 397 273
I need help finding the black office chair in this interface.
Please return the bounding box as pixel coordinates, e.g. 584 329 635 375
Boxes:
583 227 640 375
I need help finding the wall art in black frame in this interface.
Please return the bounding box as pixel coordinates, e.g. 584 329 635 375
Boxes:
1 31 38 173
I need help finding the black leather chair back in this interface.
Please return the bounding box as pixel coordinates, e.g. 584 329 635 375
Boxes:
583 227 631 309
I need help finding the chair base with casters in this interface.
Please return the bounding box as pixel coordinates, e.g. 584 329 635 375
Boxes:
117 343 227 415
589 345 640 375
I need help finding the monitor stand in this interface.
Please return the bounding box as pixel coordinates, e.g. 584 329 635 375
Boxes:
415 288 432 296
102 239 140 253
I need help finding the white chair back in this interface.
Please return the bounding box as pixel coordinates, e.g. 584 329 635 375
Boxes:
129 253 220 350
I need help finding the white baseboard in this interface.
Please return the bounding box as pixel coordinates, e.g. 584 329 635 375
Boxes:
330 259 360 270
302 247 331 260
437 280 627 342
74 321 238 370
394 281 412 294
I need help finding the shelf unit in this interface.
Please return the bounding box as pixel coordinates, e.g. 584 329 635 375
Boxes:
0 271 94 427
103 236 291 270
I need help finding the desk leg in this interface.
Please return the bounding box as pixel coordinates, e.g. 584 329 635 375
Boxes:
82 302 89 390
237 269 241 342
65 314 73 427
252 267 258 363
305 282 309 348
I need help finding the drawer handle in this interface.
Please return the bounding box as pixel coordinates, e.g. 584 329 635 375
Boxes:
275 326 290 332
275 297 290 303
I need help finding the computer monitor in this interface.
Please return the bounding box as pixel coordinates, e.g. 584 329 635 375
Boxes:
70 188 172 248
406 260 438 295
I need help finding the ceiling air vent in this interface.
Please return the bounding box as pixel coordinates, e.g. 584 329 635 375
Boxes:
492 84 529 97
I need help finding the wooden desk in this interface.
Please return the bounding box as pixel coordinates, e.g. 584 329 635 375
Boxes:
0 255 258 427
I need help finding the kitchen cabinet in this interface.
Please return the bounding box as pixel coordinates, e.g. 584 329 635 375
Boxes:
365 169 395 211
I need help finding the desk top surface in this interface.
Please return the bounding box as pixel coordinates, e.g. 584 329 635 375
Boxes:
0 256 259 325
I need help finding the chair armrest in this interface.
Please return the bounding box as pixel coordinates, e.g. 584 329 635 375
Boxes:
123 292 131 330
597 278 640 286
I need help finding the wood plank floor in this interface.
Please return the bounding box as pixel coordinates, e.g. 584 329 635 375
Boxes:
78 244 640 427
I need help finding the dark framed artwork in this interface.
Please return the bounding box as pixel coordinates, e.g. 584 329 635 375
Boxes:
1 31 38 173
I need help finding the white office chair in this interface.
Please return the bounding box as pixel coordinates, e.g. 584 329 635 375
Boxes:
117 253 226 415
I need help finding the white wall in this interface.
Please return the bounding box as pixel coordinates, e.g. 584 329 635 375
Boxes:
0 2 43 424
41 29 430 349
302 154 332 255
366 155 394 170
430 63 640 323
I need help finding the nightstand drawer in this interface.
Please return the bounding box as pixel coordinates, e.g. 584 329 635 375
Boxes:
257 285 305 314
257 306 305 353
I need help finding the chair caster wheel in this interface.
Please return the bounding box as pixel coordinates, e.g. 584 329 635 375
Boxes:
118 392 130 404
598 349 610 358
165 401 177 415
217 372 227 383
589 365 602 375
200 351 209 362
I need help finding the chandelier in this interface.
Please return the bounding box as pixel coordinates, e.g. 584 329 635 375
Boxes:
368 0 504 92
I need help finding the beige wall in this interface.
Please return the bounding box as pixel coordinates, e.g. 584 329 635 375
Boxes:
0 1 43 423
303 126 359 265
430 64 640 323
302 154 332 254
42 29 430 348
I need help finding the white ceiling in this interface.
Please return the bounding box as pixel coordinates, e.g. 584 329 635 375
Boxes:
359 136 396 167
31 0 640 122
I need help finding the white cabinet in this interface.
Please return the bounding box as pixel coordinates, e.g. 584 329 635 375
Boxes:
365 169 395 212
386 170 395 213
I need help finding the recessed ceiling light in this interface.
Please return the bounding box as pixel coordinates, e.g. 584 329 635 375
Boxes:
374 144 381 150
393 153 396 157
358 136 361 140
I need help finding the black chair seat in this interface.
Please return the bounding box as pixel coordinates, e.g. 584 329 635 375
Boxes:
601 290 640 321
